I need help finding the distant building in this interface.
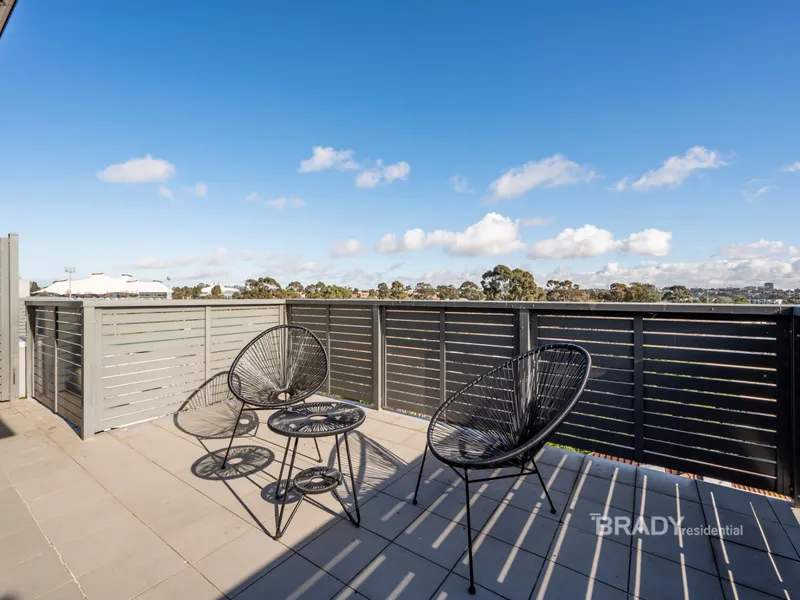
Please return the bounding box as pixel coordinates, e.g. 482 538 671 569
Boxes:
35 273 171 299
764 282 774 290
200 284 239 299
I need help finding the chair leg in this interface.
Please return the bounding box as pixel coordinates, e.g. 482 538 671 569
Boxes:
275 436 292 500
412 444 428 506
220 401 245 470
275 437 301 539
464 469 476 595
334 431 361 527
531 458 557 514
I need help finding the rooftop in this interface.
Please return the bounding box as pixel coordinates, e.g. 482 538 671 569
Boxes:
2 396 800 600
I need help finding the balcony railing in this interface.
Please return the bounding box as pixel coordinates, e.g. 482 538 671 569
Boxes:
22 297 800 503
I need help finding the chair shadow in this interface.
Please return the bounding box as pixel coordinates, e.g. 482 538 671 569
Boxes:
191 445 275 481
173 372 259 440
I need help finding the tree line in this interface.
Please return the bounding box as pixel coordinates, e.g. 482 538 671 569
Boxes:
171 265 746 303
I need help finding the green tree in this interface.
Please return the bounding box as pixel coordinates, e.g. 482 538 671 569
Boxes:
459 280 484 300
389 281 408 299
304 282 327 299
236 277 281 299
546 280 588 302
321 284 351 299
413 282 436 299
30 281 41 293
663 285 692 303
210 284 223 299
436 284 460 300
481 265 514 300
628 282 662 303
508 268 544 301
377 282 390 299
367 288 378 298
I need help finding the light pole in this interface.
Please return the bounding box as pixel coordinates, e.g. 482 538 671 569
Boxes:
64 267 76 298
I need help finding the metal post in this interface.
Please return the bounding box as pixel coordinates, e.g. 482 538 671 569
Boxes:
0 236 9 401
439 309 447 405
517 308 530 355
204 306 211 381
372 305 384 410
775 314 795 500
8 233 19 398
633 315 644 463
325 304 331 395
80 305 101 439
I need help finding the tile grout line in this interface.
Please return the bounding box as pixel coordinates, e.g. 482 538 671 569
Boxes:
10 485 90 600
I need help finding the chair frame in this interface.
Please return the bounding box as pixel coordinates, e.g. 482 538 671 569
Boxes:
220 324 329 470
412 343 591 595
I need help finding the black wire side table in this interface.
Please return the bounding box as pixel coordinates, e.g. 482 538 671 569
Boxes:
268 401 366 539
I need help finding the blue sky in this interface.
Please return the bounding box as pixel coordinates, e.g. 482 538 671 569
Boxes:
2 1 799 289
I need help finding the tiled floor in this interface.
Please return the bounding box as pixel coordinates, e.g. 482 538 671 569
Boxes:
2 396 800 600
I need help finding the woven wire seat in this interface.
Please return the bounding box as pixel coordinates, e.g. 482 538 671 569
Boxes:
428 343 591 470
221 325 328 471
228 325 328 409
414 343 590 595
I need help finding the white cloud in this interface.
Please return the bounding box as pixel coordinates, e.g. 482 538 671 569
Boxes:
266 197 305 209
206 248 229 266
449 174 474 194
486 154 598 202
560 257 800 289
622 228 672 257
615 146 728 191
186 182 208 197
245 192 259 201
744 184 776 202
377 213 526 257
157 185 174 200
356 160 411 189
528 225 618 259
519 217 553 227
97 154 176 183
781 161 800 173
330 239 363 258
131 254 198 269
299 146 359 172
721 240 799 260
528 225 672 259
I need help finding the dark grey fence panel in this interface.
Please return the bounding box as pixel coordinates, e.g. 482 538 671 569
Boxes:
384 308 441 415
536 312 636 460
329 306 373 405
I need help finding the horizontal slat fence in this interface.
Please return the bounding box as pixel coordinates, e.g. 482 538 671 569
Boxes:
28 303 84 429
24 298 798 501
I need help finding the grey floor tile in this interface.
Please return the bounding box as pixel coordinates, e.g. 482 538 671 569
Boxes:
428 483 501 531
194 529 293 597
768 497 800 528
0 548 73 600
720 578 790 600
432 572 505 599
502 480 571 522
0 524 52 567
631 526 717 575
134 566 222 600
453 532 544 600
38 494 131 547
572 473 636 512
564 496 634 546
581 455 638 487
383 469 452 505
697 482 777 523
634 486 707 529
547 522 630 592
236 553 344 600
161 505 253 563
348 542 449 600
706 505 798 560
532 461 581 494
784 524 800 558
273 498 342 551
331 585 370 599
395 509 468 569
299 519 390 584
711 537 800 599
77 538 187 600
535 446 586 472
358 492 424 540
36 580 87 600
636 469 700 503
0 486 38 536
479 499 559 558
629 547 724 600
532 560 628 600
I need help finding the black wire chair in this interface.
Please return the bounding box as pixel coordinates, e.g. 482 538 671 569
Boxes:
220 324 328 469
412 343 591 595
